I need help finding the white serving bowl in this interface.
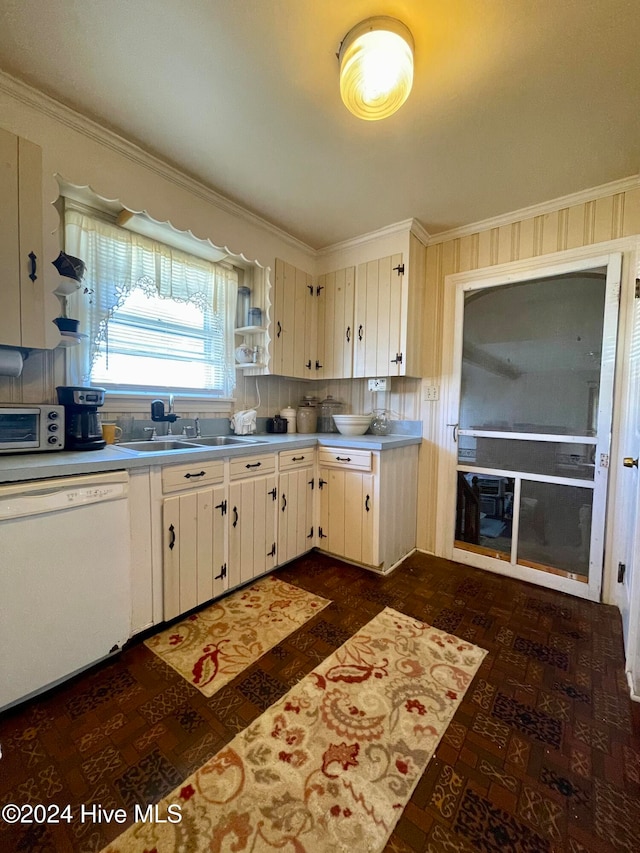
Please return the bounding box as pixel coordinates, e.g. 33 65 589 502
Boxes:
332 414 372 436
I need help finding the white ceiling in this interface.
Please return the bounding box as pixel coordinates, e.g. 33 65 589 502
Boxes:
1 0 639 250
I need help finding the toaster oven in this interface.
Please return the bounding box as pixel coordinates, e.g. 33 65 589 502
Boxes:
0 405 65 454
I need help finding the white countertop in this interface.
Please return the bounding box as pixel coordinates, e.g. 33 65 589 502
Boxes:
0 432 422 484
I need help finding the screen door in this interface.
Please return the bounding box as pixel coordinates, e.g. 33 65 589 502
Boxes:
451 254 621 600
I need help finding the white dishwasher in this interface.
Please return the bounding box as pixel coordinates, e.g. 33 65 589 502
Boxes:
0 470 131 711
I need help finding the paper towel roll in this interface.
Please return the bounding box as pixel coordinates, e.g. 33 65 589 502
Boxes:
0 349 24 377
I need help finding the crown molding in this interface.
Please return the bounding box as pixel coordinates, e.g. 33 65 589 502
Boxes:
429 174 640 244
317 218 431 256
0 70 316 258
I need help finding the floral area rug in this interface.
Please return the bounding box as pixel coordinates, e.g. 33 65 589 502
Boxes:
144 576 331 697
106 607 486 853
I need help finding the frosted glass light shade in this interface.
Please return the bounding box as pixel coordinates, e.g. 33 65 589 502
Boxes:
339 17 414 120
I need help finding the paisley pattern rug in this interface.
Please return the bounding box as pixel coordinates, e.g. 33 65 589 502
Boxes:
105 607 486 853
145 576 330 697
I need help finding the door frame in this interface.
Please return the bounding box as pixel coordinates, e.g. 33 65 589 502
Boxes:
436 238 639 603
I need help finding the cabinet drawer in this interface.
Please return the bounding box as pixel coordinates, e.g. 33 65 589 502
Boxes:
162 459 225 493
318 447 372 471
229 453 276 480
279 447 315 471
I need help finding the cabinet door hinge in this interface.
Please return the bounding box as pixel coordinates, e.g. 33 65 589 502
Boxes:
215 498 227 515
391 352 403 364
214 563 227 580
307 526 314 539
268 542 276 557
268 487 277 500
307 284 314 296
316 285 324 296
393 263 405 276
308 477 314 490
318 526 327 539
318 477 327 490
315 360 323 370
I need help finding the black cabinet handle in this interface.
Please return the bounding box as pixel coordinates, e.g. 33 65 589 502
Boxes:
232 506 239 527
336 456 351 462
245 461 262 469
28 251 37 282
346 326 351 343
277 321 282 338
358 324 363 341
365 494 371 512
168 524 176 550
184 470 206 479
282 493 287 512
292 455 305 461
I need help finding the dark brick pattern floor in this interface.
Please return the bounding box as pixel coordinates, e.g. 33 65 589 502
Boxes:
0 551 638 852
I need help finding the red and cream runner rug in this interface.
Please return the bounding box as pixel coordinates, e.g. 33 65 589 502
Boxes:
145 576 330 697
106 607 486 853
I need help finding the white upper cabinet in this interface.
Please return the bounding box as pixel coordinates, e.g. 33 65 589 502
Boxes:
271 230 426 380
0 128 57 349
271 258 315 378
316 266 355 380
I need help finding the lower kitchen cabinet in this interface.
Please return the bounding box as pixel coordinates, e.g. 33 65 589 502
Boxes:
277 448 315 564
228 474 278 586
319 465 376 565
162 459 227 621
228 452 279 587
317 444 418 572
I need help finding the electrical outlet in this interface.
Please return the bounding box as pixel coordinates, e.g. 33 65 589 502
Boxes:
368 378 387 392
423 384 439 401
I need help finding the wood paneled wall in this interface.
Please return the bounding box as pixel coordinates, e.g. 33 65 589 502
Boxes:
416 185 640 554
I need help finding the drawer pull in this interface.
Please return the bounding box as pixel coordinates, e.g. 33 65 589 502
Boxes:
245 461 262 469
292 455 305 461
184 470 206 479
336 456 351 462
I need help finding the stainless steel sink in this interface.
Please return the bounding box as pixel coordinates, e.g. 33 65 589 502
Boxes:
115 440 198 452
188 436 267 446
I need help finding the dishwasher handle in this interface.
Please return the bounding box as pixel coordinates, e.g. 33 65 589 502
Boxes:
0 477 128 521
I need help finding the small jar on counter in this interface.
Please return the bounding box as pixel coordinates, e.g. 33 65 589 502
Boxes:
296 402 318 434
317 395 343 432
280 406 297 434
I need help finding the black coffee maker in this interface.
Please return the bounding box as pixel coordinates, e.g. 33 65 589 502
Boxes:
56 386 106 450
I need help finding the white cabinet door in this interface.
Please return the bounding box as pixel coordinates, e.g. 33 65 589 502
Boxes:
163 483 227 621
0 128 50 349
318 465 377 566
354 253 404 378
316 266 355 379
228 474 278 586
278 467 315 564
272 258 314 378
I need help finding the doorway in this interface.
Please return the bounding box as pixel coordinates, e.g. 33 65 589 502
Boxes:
448 253 621 601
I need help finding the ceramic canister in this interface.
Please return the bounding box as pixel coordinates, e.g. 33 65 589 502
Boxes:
280 406 297 433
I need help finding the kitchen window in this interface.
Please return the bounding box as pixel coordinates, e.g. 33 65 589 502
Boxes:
64 209 238 397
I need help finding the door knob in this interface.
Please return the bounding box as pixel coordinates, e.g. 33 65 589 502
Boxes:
623 457 638 468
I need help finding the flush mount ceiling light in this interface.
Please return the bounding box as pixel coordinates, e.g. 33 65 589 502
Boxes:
338 16 414 120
